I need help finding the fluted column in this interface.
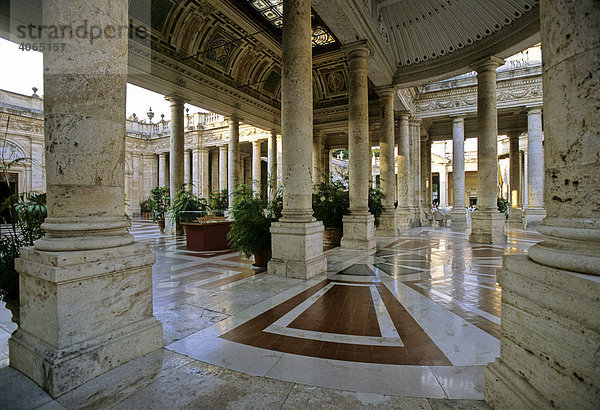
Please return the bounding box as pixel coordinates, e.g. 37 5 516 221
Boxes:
485 2 600 407
322 148 331 183
158 152 167 187
451 116 468 229
420 135 430 215
9 0 162 396
218 145 227 192
376 86 398 236
252 140 262 195
312 131 323 185
469 56 506 244
524 107 546 228
396 113 412 229
165 95 185 235
508 133 523 223
268 0 326 279
341 40 375 250
268 131 277 199
184 149 191 187
227 117 240 210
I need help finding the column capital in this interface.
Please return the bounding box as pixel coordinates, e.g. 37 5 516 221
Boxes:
252 140 262 147
527 106 543 115
399 111 411 121
342 40 371 59
470 56 504 73
376 85 396 98
451 115 466 123
219 144 228 151
164 94 186 105
225 116 240 125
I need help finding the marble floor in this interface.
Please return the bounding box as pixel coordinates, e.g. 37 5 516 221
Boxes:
0 220 542 408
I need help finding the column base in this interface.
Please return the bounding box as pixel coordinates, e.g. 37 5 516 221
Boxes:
450 208 468 230
508 207 523 224
9 243 164 398
396 207 413 231
341 213 376 250
411 206 423 227
165 213 184 235
485 255 599 408
469 210 506 244
376 210 399 237
268 220 327 279
524 207 546 229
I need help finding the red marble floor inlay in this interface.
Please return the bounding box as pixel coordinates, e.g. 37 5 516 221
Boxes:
289 284 381 337
220 280 452 366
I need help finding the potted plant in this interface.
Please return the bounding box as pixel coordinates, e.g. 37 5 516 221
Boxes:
227 184 272 268
312 180 350 246
0 192 47 325
209 189 228 216
148 186 169 233
169 185 209 223
369 187 385 228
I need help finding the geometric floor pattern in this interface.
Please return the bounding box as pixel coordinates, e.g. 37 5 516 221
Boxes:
0 219 543 407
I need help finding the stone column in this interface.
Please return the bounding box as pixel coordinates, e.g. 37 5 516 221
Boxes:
411 119 423 225
524 107 546 228
312 131 323 186
184 149 191 188
9 0 162 397
439 170 448 207
252 140 262 195
218 145 228 192
322 148 331 183
210 150 219 193
421 137 433 225
420 135 430 215
268 131 277 199
485 1 600 407
192 148 209 198
375 86 398 236
165 95 185 235
396 113 412 229
451 116 468 229
228 117 240 210
341 41 375 250
158 152 167 187
508 133 523 223
268 0 326 279
469 56 506 244
276 135 283 189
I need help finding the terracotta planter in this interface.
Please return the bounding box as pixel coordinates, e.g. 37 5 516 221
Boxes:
252 248 269 268
323 227 343 246
156 220 165 233
4 298 20 326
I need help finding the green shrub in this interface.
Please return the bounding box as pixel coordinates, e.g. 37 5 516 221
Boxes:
312 180 350 229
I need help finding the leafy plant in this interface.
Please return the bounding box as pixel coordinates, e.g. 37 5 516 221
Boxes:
312 180 350 229
497 197 509 220
369 187 385 227
169 185 209 222
209 189 229 213
227 184 272 258
148 186 170 222
139 199 151 215
0 192 47 301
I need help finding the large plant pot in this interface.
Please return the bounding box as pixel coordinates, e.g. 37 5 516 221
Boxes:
182 220 232 251
252 248 269 268
156 220 165 233
4 298 20 326
323 227 343 246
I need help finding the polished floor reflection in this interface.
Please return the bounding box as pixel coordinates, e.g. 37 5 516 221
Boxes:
0 220 542 407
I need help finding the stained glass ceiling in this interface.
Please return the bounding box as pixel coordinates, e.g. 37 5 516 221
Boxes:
247 0 336 47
